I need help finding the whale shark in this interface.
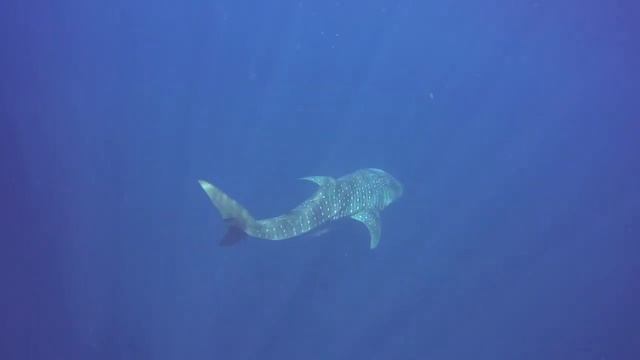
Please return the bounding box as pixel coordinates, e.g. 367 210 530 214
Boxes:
198 168 403 249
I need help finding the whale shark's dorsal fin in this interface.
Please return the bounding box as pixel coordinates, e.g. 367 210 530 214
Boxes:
351 210 381 249
299 176 336 187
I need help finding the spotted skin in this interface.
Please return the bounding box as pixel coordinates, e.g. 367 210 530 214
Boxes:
199 168 403 249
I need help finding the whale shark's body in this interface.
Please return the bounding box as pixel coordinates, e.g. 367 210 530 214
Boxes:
198 168 403 249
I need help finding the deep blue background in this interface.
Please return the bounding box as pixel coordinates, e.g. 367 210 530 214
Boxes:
2 0 639 359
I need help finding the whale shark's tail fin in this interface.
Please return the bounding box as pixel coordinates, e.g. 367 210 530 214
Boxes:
198 179 256 246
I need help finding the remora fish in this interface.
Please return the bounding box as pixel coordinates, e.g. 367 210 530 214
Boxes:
198 168 403 249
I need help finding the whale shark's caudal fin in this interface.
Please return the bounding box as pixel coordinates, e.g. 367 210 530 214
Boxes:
198 180 256 246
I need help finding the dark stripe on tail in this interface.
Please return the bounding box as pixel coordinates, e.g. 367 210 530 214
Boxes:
219 220 247 246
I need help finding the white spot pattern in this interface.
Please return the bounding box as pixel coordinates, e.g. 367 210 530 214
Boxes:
250 169 402 242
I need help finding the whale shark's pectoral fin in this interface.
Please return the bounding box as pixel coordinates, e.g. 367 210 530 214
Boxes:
351 211 381 249
299 176 336 187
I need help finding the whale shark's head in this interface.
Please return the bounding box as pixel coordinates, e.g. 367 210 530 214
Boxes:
366 168 403 207
384 172 404 205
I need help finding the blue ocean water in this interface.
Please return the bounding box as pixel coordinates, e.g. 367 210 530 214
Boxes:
1 0 639 359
